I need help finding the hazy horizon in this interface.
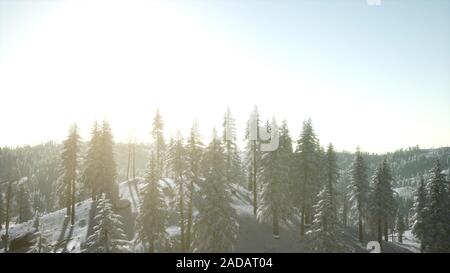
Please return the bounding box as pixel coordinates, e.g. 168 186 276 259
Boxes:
1 0 449 153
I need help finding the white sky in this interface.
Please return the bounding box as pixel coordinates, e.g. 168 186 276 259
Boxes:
0 0 449 153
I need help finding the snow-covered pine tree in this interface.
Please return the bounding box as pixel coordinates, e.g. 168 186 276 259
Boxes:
58 123 80 225
168 132 187 252
381 159 396 241
152 108 166 179
336 168 351 227
412 175 427 252
423 160 450 253
17 184 32 223
370 159 396 248
349 148 369 244
307 185 342 252
166 136 175 179
83 121 102 200
244 106 260 215
257 118 292 239
3 182 12 251
395 212 405 243
325 143 338 217
222 107 244 186
0 192 4 229
85 194 130 253
185 121 204 251
294 118 320 237
193 129 238 252
136 153 168 252
99 119 118 202
279 119 295 202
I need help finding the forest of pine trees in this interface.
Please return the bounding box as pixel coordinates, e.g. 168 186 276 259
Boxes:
412 161 450 252
0 107 449 253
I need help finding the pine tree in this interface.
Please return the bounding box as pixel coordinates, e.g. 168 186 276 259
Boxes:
185 121 204 251
337 169 351 227
294 118 319 237
325 143 338 217
244 106 260 215
0 192 4 229
58 124 80 225
349 148 369 244
3 182 12 251
166 136 175 179
100 120 118 202
307 185 342 252
412 175 427 252
381 159 396 241
222 107 243 186
193 130 238 252
168 132 187 252
395 212 405 243
257 118 292 239
370 159 396 248
423 160 450 252
280 119 295 202
83 121 102 200
136 153 168 252
85 194 130 253
17 184 32 223
152 109 166 179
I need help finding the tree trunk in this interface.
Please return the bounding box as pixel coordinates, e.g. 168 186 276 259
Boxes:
247 166 253 191
185 178 195 252
252 140 257 216
227 141 231 184
384 222 388 241
300 205 305 237
126 143 131 181
306 208 312 225
273 209 280 239
4 184 11 252
132 143 136 179
149 236 155 253
358 213 364 244
342 197 348 227
377 218 383 249
19 190 24 223
328 173 334 217
179 177 185 253
38 234 42 253
71 175 76 225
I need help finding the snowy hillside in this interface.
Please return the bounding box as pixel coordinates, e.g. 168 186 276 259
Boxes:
1 178 417 253
0 199 92 253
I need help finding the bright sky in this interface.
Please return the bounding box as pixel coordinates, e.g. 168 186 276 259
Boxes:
0 0 449 153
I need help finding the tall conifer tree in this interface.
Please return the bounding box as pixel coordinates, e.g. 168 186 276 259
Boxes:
193 130 238 252
349 148 369 244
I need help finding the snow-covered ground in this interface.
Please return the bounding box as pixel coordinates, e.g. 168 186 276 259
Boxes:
394 186 415 199
391 230 421 253
0 199 92 253
0 177 419 253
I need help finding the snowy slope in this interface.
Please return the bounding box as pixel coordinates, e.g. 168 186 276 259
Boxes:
0 199 92 253
394 186 415 199
1 177 417 253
